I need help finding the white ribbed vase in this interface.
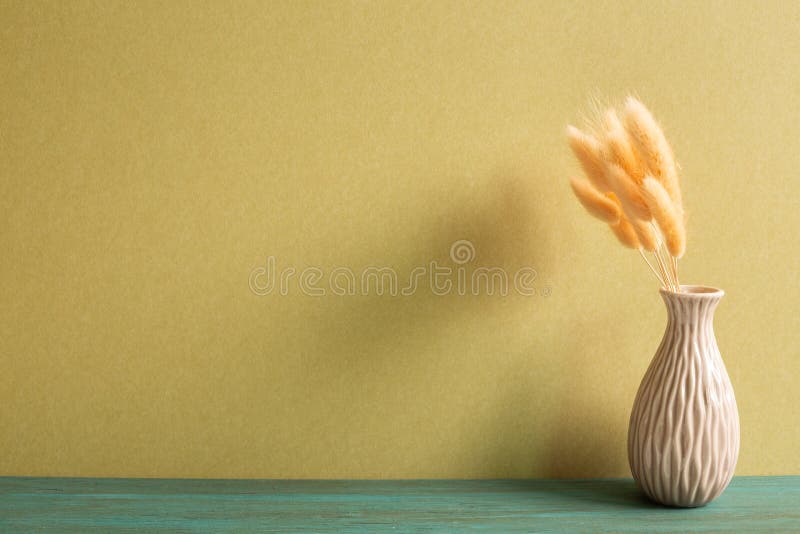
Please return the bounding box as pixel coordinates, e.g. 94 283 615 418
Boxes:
628 285 739 508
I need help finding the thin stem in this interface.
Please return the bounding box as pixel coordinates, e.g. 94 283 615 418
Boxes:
652 249 671 290
639 248 665 287
660 244 677 292
650 222 678 292
671 255 680 291
657 235 677 291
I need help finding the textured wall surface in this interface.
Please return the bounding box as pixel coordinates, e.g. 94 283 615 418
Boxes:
1 0 798 478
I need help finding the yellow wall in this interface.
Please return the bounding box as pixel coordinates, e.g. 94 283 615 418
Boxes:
2 0 798 478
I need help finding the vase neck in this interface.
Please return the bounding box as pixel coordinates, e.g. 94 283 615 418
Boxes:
661 286 723 328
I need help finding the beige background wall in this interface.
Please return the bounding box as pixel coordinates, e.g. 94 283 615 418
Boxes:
1 0 798 478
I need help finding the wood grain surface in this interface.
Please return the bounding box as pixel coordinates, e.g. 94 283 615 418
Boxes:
1 477 798 532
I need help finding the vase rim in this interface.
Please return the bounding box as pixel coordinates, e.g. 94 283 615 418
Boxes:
660 284 724 298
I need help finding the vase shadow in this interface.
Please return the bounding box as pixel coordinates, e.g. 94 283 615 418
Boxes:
494 479 661 510
543 479 659 509
534 322 642 481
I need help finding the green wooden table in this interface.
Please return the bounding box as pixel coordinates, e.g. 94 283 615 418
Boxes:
1 477 798 532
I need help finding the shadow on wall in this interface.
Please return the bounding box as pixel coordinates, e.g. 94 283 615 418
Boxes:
540 326 632 479
541 405 629 479
449 304 635 479
291 163 556 365
265 163 555 358
435 325 634 479
244 162 626 478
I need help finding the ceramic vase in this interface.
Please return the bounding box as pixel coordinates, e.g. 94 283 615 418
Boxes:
628 285 739 507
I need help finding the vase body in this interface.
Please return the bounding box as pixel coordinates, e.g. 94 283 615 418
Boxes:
628 285 739 507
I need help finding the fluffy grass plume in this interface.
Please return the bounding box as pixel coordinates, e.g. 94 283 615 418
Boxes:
605 163 651 221
622 97 682 210
609 211 640 249
566 125 609 192
629 216 658 252
603 109 644 184
642 176 686 258
569 178 620 224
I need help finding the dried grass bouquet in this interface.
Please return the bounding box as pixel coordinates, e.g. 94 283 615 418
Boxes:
566 97 685 292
